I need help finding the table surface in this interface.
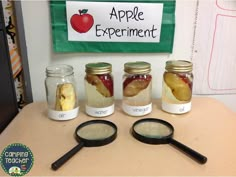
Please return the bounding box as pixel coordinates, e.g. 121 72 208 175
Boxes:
0 97 236 176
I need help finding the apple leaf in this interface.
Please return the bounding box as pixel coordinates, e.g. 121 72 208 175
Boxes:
81 9 88 14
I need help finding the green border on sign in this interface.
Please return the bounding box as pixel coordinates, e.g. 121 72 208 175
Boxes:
50 0 175 53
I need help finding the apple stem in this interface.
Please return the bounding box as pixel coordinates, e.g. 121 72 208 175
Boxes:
79 10 82 15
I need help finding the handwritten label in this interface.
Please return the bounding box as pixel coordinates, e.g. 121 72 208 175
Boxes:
66 1 163 42
48 107 79 120
122 103 152 116
161 102 191 114
86 104 114 117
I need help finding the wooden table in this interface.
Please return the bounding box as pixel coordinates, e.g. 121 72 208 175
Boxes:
0 97 236 176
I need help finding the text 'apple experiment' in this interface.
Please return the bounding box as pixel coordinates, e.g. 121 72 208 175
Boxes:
95 7 159 39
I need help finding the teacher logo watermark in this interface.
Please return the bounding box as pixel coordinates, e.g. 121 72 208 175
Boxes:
0 143 34 176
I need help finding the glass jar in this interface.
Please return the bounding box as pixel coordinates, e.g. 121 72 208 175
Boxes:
45 64 79 120
122 61 152 116
161 60 193 114
84 62 114 117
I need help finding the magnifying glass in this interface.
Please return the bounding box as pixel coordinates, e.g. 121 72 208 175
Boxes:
131 118 207 164
51 120 117 170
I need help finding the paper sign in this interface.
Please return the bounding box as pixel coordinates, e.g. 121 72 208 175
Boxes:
66 1 163 43
50 0 175 53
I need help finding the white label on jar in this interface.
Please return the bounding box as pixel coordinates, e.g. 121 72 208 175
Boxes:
122 103 152 116
162 101 191 114
48 107 79 120
86 104 114 117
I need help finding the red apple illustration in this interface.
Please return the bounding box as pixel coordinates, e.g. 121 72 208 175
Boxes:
70 9 94 33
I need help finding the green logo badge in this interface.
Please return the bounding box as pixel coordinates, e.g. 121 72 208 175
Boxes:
0 143 34 176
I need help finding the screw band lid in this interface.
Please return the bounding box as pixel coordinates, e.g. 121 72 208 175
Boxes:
165 60 193 73
86 62 112 75
124 61 151 74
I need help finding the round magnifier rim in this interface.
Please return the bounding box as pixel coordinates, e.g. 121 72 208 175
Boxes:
132 118 174 144
75 120 117 147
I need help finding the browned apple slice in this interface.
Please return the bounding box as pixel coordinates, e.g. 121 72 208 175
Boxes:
123 75 151 97
86 74 113 97
164 72 191 101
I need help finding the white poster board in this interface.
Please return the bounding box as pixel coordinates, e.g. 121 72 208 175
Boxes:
192 0 236 94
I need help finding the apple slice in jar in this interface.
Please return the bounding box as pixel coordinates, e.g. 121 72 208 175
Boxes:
55 83 76 111
86 74 113 97
123 75 152 97
164 72 192 101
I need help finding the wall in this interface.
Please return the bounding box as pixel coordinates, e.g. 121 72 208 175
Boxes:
21 0 236 112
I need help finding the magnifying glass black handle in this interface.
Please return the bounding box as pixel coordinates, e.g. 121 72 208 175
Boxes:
51 142 85 170
169 138 207 164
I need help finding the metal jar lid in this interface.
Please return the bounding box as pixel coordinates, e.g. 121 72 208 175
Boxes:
124 61 151 74
85 62 112 75
165 60 193 73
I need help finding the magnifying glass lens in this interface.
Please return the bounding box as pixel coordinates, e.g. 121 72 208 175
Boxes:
77 123 116 140
134 121 172 138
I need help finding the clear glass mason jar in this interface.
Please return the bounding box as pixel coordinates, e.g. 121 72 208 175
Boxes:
45 64 79 120
84 62 114 117
161 60 193 114
122 61 152 116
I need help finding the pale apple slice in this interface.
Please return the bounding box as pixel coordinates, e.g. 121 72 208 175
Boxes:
123 75 151 97
86 74 113 97
164 72 191 101
55 83 76 111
